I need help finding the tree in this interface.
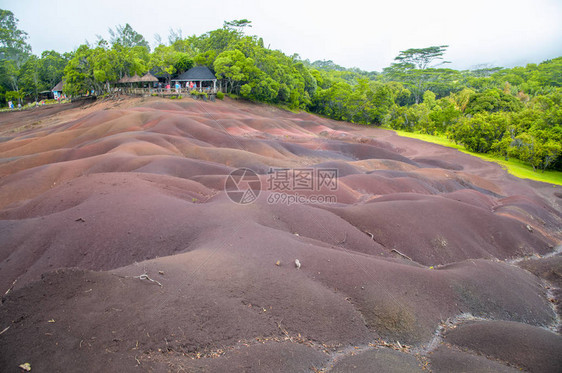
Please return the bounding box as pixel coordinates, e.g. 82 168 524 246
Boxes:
464 89 523 115
150 45 194 83
150 45 176 83
168 27 183 45
174 53 193 74
90 46 122 92
306 59 347 72
422 90 437 109
193 51 215 69
102 41 150 81
366 82 395 124
19 55 40 101
63 45 93 96
196 28 240 58
171 34 198 55
109 23 150 51
153 33 163 47
428 98 460 134
252 76 279 102
223 19 252 32
450 112 510 153
213 49 255 94
312 82 352 120
0 9 31 60
38 50 68 89
294 62 317 98
385 46 451 104
469 65 503 78
393 45 450 70
0 9 31 103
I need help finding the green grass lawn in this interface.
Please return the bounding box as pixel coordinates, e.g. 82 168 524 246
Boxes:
389 129 562 186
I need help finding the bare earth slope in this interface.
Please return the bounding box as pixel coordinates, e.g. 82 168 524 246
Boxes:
0 97 561 372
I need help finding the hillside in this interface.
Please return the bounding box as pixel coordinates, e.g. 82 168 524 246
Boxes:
0 97 561 372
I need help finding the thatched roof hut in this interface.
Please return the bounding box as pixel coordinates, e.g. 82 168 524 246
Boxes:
52 81 64 92
118 75 131 84
140 72 158 83
129 74 142 83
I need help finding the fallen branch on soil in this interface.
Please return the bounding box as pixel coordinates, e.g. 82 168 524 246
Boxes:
0 326 10 335
4 278 18 297
391 249 413 261
112 273 163 287
134 273 163 287
275 320 292 342
337 232 347 245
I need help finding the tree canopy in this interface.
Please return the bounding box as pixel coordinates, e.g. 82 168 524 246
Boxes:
0 9 32 100
108 23 150 50
393 45 450 70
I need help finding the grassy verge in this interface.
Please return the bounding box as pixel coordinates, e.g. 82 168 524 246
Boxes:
389 129 562 186
0 99 71 112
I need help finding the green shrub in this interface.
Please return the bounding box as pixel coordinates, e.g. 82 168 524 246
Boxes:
191 91 208 99
216 91 225 100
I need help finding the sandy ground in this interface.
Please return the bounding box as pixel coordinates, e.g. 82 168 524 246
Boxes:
0 96 561 372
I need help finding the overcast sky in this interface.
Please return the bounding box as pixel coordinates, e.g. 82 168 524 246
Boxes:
3 0 562 72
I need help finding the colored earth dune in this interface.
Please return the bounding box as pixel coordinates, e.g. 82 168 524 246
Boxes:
1 97 561 372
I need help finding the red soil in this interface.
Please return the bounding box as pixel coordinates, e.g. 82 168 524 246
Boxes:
0 96 560 372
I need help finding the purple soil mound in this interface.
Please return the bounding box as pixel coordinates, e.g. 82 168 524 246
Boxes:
0 97 561 371
174 342 328 372
322 141 418 166
324 193 553 265
329 348 422 372
518 254 562 288
444 320 562 373
0 269 328 372
413 157 464 171
518 253 562 333
428 345 519 373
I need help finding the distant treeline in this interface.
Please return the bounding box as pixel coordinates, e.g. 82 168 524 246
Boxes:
1 11 560 171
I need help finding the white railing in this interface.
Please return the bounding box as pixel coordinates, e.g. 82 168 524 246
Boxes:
121 87 220 95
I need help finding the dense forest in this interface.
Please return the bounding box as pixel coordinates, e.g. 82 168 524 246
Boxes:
1 10 561 171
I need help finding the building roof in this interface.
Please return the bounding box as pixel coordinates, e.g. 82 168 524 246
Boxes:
173 66 216 81
140 72 158 82
52 81 64 92
118 74 131 84
129 74 142 83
